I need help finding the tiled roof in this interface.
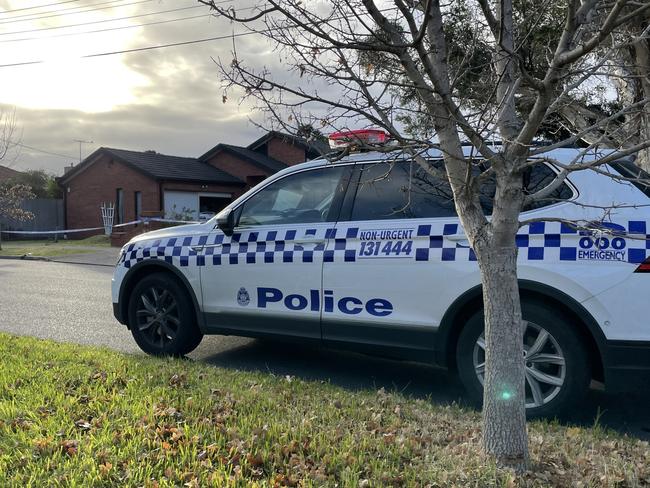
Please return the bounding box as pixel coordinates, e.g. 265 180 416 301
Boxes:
217 144 287 173
0 164 22 182
100 148 243 184
247 130 330 158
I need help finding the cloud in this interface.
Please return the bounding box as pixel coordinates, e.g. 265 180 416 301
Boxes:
0 0 349 175
0 0 271 174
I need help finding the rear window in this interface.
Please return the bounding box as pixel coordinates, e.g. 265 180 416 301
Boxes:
610 160 650 198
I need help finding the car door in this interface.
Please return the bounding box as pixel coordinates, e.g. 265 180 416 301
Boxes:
321 160 474 360
200 164 351 339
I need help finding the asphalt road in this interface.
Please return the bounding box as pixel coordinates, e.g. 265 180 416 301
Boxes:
1 259 649 440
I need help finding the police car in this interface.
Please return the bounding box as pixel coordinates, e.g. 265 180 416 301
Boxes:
112 130 650 417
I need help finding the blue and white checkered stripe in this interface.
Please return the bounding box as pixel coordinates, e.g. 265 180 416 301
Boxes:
118 220 650 268
513 221 649 263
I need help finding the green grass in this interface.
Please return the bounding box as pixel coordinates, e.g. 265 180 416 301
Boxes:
0 333 648 487
0 235 111 257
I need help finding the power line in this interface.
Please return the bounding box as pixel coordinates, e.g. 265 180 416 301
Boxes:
0 4 400 68
0 12 211 43
0 0 83 14
14 142 76 159
0 4 205 36
0 0 155 25
0 0 257 44
0 30 257 68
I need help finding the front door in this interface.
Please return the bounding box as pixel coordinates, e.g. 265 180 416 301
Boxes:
200 165 350 339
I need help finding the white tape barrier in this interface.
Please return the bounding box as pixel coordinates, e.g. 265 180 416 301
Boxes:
0 218 199 235
148 217 200 225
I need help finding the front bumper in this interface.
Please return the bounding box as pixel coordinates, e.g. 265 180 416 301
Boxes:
604 340 650 392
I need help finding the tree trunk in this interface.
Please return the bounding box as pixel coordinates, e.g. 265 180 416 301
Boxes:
632 13 650 171
472 174 529 471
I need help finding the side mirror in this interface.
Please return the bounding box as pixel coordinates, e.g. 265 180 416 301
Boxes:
216 208 235 236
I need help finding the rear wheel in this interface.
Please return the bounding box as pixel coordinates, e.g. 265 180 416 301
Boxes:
128 273 203 356
456 300 590 418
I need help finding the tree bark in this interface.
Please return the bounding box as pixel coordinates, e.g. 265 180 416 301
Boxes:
472 171 529 471
632 13 650 171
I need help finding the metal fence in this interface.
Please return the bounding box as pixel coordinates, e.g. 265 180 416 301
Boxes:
0 198 64 235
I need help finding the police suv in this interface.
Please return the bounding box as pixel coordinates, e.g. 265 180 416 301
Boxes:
112 130 650 417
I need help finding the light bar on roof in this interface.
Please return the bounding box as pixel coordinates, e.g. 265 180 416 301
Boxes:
328 129 390 149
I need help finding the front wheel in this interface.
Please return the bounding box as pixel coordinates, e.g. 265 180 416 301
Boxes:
128 273 203 356
456 300 591 418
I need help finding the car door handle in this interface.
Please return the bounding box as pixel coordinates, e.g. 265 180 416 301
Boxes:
446 234 468 242
191 244 222 252
294 239 326 245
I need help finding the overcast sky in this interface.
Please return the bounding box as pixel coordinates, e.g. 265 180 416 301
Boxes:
0 0 282 174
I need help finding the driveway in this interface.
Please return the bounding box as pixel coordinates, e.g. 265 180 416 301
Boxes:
0 259 648 440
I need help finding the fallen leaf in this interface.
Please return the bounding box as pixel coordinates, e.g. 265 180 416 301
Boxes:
75 420 92 431
60 439 79 457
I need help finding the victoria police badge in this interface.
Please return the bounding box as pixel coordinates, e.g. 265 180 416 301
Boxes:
237 287 250 306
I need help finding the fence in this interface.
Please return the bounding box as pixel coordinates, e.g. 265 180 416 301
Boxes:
0 198 64 237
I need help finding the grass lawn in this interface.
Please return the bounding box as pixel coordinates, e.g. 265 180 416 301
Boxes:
0 333 648 487
0 235 110 257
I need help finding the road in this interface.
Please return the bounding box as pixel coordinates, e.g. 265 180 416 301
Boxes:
1 259 648 440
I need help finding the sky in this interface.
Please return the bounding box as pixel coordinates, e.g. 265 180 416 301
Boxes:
0 0 280 174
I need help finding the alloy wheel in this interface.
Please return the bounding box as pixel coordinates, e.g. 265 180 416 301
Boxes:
135 286 180 349
472 322 567 408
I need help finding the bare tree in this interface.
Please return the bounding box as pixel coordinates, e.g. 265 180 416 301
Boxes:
0 107 19 165
0 108 31 248
199 0 650 469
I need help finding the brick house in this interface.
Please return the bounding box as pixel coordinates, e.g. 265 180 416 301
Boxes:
57 131 327 232
0 164 22 183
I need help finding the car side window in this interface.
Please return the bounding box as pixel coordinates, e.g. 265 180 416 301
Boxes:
237 166 346 226
521 163 574 211
350 160 573 220
479 163 574 213
350 161 456 221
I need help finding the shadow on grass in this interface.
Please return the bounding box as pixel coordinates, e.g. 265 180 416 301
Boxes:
195 336 650 441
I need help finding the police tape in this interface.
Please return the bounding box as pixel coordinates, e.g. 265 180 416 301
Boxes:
0 220 141 235
0 217 199 235
147 217 200 224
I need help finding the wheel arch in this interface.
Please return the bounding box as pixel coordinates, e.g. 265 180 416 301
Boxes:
117 260 204 330
437 279 607 382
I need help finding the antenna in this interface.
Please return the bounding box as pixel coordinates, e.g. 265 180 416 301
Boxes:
73 139 94 163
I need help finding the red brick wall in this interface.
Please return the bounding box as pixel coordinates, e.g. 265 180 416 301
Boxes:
266 137 306 165
161 181 243 196
204 152 270 188
63 155 159 230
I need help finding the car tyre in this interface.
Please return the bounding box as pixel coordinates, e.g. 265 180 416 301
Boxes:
456 299 590 418
128 272 203 356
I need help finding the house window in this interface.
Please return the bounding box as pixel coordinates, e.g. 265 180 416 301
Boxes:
116 188 124 224
134 191 142 221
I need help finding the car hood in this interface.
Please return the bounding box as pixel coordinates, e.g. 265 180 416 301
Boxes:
127 222 213 245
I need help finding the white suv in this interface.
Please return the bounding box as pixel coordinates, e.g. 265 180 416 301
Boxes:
112 146 650 416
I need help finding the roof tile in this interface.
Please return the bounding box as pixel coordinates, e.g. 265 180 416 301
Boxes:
103 148 242 184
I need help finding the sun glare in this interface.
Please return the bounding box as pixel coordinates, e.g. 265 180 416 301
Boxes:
0 2 149 113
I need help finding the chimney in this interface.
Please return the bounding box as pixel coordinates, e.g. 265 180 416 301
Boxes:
63 163 74 174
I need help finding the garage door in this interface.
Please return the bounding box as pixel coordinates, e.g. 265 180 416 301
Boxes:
164 191 199 220
164 191 232 221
